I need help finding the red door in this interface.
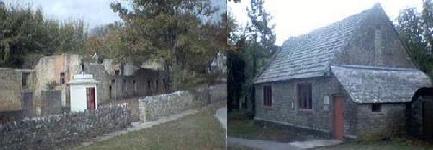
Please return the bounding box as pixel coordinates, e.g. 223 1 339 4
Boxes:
333 96 344 139
87 87 96 110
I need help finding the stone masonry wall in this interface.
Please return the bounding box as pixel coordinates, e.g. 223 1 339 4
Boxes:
0 68 23 112
356 103 407 139
139 84 226 122
0 103 132 150
139 91 195 121
255 77 359 137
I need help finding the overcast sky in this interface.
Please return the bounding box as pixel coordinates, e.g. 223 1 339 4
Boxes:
228 0 424 46
2 0 124 30
2 0 225 31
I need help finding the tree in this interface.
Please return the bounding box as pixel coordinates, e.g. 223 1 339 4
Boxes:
227 0 277 113
111 0 226 90
0 4 87 68
397 0 433 77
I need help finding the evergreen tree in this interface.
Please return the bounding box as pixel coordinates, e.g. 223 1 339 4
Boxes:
397 0 433 77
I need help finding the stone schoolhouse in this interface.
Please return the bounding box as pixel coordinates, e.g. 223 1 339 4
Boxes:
254 4 432 139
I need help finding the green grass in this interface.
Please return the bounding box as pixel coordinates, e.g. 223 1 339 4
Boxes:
228 111 328 142
82 105 226 150
316 138 433 150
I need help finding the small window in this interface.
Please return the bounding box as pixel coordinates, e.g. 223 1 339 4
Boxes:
298 83 312 109
22 72 30 88
156 80 159 89
372 103 381 112
109 86 112 99
60 72 65 84
263 85 272 106
80 63 85 72
132 80 136 84
147 80 151 89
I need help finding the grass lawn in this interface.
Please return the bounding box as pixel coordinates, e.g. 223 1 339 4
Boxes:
82 104 226 150
228 111 329 142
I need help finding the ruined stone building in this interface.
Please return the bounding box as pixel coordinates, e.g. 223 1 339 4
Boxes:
254 4 432 140
0 53 166 121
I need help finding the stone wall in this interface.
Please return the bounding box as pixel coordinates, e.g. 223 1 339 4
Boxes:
254 77 359 137
254 76 408 139
33 54 81 115
139 91 195 121
85 62 166 104
139 84 226 122
0 68 23 112
41 90 62 115
356 103 407 139
0 103 131 150
333 6 414 68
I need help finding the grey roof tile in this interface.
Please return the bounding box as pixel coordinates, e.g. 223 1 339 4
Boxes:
331 65 432 103
254 6 368 84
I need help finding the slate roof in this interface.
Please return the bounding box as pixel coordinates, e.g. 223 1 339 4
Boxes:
254 6 373 84
331 65 432 103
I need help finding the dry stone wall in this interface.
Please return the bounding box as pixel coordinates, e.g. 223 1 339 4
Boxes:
0 103 132 150
139 84 226 122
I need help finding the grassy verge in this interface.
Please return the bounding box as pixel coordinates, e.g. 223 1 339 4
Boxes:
228 111 329 142
82 104 226 150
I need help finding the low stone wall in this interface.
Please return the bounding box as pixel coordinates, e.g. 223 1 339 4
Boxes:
139 91 195 121
139 83 226 122
0 103 131 150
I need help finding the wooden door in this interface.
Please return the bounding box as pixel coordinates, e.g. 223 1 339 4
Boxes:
423 100 433 139
333 96 345 139
86 87 96 110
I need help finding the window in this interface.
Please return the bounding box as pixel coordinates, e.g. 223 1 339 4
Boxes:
60 72 65 84
115 70 120 76
80 63 85 72
147 80 151 89
133 80 137 94
372 103 381 112
298 83 312 109
263 85 272 106
22 72 29 88
156 80 159 90
109 86 112 99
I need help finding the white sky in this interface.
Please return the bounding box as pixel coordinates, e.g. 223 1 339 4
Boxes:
2 0 226 31
2 0 127 30
228 0 424 46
